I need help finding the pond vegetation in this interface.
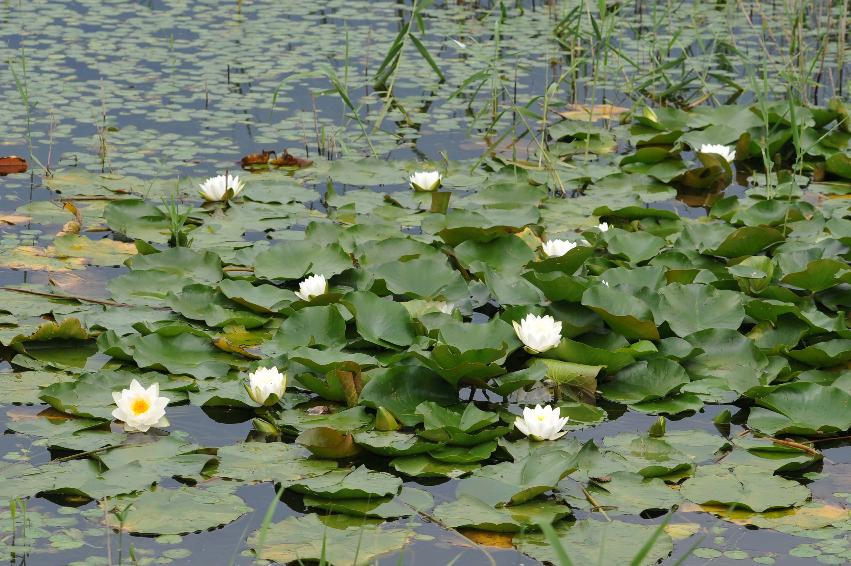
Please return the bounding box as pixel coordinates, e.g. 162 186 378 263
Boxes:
1 0 851 564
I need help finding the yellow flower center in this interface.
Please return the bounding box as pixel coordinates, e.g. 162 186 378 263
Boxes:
537 415 546 421
131 398 150 415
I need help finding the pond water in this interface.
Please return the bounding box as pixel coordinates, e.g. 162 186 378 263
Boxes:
2 1 851 565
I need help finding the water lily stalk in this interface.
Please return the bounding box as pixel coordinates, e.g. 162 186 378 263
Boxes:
761 435 821 457
581 486 612 522
429 190 451 214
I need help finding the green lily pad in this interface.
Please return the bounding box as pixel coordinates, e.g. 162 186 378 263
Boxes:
604 228 667 263
289 466 402 499
681 464 810 512
254 240 352 280
358 365 457 426
656 283 744 337
107 487 250 535
249 513 417 566
582 284 659 340
127 248 223 283
456 451 578 506
342 291 416 348
433 494 572 532
559 471 681 515
167 284 269 328
390 455 479 478
748 382 851 435
416 402 509 446
303 487 433 519
516 519 673 565
599 358 690 404
352 431 441 456
104 199 172 243
213 441 336 482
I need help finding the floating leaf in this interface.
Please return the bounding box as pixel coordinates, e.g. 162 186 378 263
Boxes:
656 283 744 337
599 358 690 404
433 494 571 532
358 365 457 426
0 155 28 175
516 519 673 565
289 466 401 499
107 487 250 535
748 382 851 435
249 513 417 566
213 442 336 483
681 464 810 512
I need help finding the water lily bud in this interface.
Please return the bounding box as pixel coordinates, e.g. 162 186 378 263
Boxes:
514 404 569 441
375 407 401 431
112 379 170 433
648 416 666 437
730 256 774 294
698 144 735 163
252 418 279 435
246 366 287 406
199 173 245 202
409 170 442 192
295 274 328 302
513 313 562 354
541 239 578 258
598 222 610 232
641 106 658 123
432 301 454 314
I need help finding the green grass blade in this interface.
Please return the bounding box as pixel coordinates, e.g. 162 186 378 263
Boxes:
629 512 673 566
537 521 574 566
409 34 445 82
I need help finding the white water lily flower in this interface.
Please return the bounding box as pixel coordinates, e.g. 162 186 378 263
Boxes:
409 170 442 192
513 313 562 353
295 274 327 301
112 379 170 433
515 404 569 441
246 366 287 406
542 239 578 258
433 301 454 314
698 144 735 163
598 222 610 232
199 173 245 202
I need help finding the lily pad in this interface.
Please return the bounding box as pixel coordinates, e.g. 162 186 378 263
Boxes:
516 519 673 565
249 513 417 566
358 365 457 426
748 382 851 435
107 487 250 535
433 494 571 532
681 464 810 512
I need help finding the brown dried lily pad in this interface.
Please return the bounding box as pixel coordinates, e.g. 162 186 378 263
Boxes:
0 156 28 176
240 150 274 168
270 150 312 169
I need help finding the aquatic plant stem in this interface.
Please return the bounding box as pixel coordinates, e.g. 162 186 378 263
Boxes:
429 191 451 214
582 486 612 522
